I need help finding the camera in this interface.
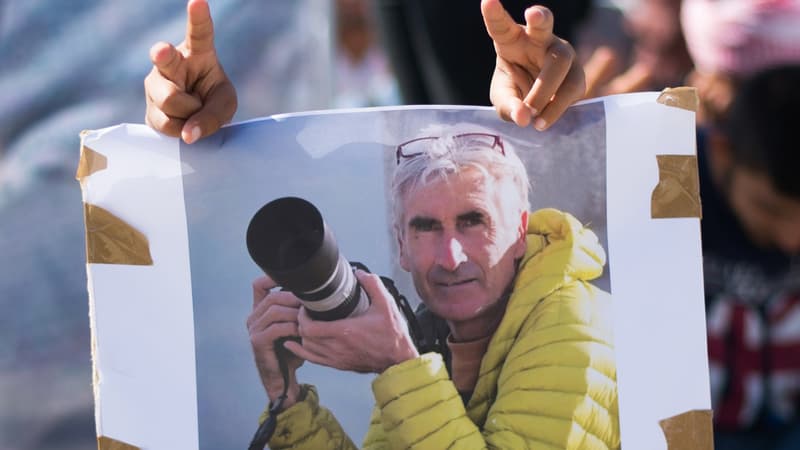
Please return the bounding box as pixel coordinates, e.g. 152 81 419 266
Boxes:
246 197 369 321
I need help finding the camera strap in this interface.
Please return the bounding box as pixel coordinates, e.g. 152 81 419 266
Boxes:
247 335 296 450
350 261 428 353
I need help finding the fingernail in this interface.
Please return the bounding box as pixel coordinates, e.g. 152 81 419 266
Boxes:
183 125 201 144
534 117 547 131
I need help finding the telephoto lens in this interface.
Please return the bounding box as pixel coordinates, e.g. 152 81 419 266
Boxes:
246 197 369 321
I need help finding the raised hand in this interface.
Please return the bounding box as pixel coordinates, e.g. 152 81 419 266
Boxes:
144 0 237 143
481 0 585 130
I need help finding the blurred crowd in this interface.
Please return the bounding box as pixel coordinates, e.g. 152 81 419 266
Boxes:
1 0 799 449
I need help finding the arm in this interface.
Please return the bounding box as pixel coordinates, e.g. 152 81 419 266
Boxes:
144 0 237 143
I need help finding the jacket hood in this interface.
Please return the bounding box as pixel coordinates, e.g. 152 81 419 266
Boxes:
518 208 606 290
466 208 609 423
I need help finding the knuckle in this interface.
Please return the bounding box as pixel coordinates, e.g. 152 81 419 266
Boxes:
359 272 380 286
272 290 296 304
144 70 155 89
263 303 280 318
549 42 574 63
261 325 281 342
161 89 187 112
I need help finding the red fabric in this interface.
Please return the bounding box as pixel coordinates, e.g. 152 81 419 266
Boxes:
708 292 800 429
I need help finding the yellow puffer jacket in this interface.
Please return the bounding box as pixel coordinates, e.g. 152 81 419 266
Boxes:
266 208 620 450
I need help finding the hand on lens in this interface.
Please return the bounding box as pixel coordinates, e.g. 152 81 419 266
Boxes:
284 270 420 374
481 0 585 131
144 0 237 144
247 275 304 407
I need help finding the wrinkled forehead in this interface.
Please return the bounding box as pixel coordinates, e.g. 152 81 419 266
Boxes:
398 168 520 222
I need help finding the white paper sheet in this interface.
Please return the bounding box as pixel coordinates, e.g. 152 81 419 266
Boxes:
80 96 709 449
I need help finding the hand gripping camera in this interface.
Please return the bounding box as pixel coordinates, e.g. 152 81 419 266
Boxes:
245 196 426 450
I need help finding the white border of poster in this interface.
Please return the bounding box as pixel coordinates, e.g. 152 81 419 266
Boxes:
79 93 710 449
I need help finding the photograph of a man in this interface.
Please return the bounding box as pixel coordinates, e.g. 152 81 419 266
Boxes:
247 126 620 449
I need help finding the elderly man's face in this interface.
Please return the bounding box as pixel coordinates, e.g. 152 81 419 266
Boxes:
397 168 528 339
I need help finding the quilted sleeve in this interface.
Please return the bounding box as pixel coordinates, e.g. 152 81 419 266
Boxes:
361 403 387 449
263 384 359 450
370 353 483 449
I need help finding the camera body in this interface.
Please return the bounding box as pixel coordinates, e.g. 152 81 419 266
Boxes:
246 197 369 321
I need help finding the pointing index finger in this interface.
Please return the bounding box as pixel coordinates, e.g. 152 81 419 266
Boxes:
480 0 522 45
186 0 215 53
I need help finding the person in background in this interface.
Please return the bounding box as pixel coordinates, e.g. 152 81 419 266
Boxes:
674 4 800 447
582 0 693 98
680 0 800 124
700 63 800 450
333 0 400 108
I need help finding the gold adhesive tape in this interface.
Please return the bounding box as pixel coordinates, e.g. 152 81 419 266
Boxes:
657 87 699 112
97 436 140 450
659 409 714 450
651 155 702 219
84 203 153 265
76 144 108 180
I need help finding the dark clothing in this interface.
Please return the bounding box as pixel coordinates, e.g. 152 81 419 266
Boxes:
698 130 800 445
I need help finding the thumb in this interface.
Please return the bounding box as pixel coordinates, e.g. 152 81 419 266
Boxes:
150 42 185 88
181 80 237 143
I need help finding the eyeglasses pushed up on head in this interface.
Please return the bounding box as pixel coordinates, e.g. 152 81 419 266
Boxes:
395 132 505 164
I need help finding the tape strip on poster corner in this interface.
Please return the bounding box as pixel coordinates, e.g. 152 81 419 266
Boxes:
657 87 699 112
83 203 153 265
77 133 108 180
97 436 140 450
659 409 714 450
651 155 702 219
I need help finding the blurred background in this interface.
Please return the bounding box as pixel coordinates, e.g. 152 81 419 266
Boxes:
0 0 669 448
